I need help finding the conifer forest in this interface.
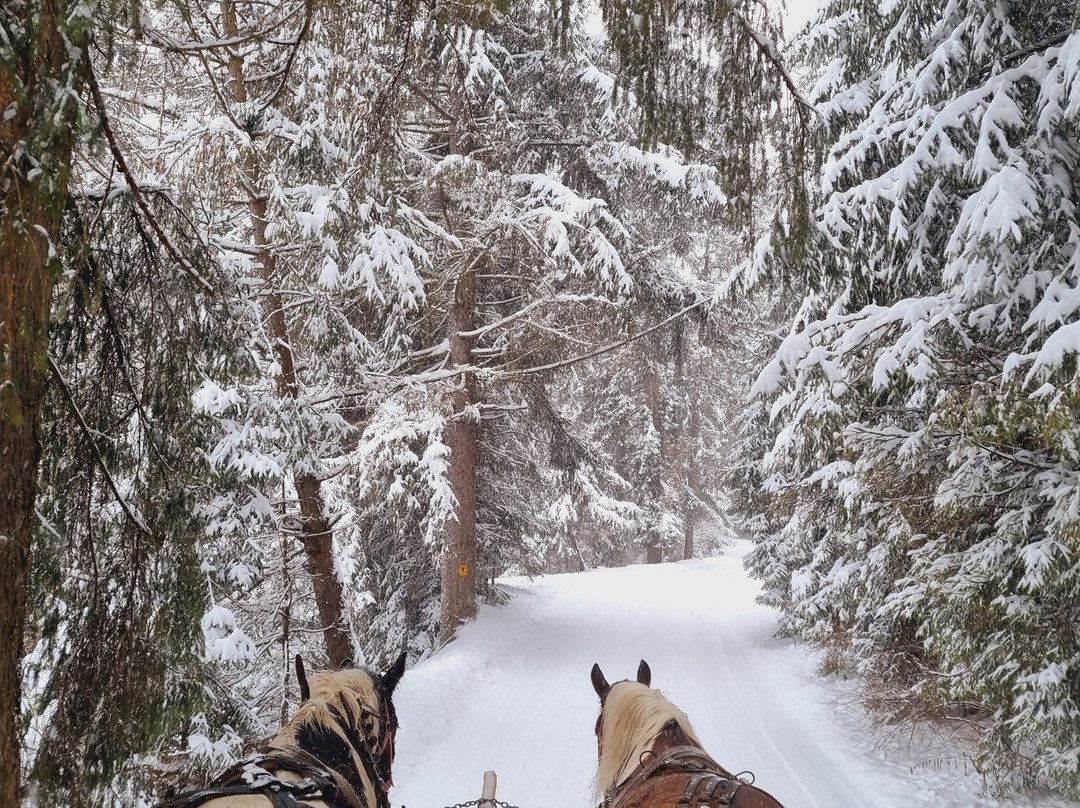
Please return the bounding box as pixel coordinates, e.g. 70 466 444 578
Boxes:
2 0 1079 805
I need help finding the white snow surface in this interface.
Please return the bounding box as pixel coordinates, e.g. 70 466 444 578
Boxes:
392 541 1076 808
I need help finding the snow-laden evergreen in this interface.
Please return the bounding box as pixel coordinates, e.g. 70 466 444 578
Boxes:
746 0 1080 794
141 0 445 775
9 0 840 804
109 0 763 788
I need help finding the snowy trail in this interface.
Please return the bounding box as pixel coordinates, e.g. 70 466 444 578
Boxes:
391 541 1072 808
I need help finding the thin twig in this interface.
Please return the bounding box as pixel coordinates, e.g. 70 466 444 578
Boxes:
84 56 214 292
47 355 154 537
508 297 710 377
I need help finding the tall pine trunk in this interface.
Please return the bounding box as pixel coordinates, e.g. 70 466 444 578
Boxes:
437 106 482 644
683 382 701 561
0 2 73 801
643 364 663 564
0 178 57 808
223 1 353 666
440 265 479 643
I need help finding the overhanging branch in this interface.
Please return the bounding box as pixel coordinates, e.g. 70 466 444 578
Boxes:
84 56 214 292
47 356 154 537
506 297 711 378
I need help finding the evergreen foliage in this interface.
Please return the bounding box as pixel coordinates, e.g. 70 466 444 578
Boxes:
7 0 813 803
26 142 227 808
746 0 1080 795
599 0 813 252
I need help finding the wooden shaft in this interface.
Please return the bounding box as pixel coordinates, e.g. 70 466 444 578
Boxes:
481 770 497 808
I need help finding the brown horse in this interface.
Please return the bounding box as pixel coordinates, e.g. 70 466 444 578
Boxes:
591 661 787 808
160 653 407 808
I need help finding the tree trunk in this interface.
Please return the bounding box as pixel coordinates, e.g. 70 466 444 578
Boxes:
0 194 56 808
643 364 663 564
295 474 353 666
440 265 479 644
0 3 72 802
683 395 701 561
248 191 352 666
223 1 353 666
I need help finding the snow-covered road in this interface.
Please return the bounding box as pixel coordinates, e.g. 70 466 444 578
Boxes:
391 541 1073 808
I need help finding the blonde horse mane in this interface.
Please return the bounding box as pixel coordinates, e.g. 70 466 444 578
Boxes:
275 667 382 744
593 681 701 802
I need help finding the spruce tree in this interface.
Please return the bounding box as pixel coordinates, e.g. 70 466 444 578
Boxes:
750 0 1080 794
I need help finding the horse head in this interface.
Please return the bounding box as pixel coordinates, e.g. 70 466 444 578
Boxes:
280 652 407 806
371 651 406 787
590 660 701 802
157 653 408 808
591 659 651 701
589 661 789 808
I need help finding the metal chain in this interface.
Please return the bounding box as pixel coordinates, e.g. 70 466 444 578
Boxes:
428 797 524 808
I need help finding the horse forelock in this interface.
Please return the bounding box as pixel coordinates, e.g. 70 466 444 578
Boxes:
593 681 700 802
278 668 383 741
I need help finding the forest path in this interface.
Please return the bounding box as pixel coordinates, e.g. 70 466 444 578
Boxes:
391 540 1069 808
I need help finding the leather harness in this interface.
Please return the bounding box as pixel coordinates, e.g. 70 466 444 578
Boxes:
156 748 364 808
158 700 393 808
603 747 747 808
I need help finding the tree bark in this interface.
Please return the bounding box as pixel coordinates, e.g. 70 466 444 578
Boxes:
683 393 701 561
440 266 479 644
683 519 694 561
0 187 56 808
223 1 353 666
643 364 663 564
295 474 353 666
0 2 72 802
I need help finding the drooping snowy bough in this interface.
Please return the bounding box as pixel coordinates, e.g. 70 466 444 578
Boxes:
746 0 1080 796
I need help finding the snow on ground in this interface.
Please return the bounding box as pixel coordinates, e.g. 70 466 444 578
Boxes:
391 540 1076 808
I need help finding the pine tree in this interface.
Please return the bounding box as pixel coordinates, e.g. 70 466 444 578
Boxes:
0 3 87 801
148 0 434 669
751 0 1080 794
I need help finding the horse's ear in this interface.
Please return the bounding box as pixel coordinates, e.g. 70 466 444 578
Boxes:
591 663 611 700
381 651 407 694
637 659 651 687
296 655 310 702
